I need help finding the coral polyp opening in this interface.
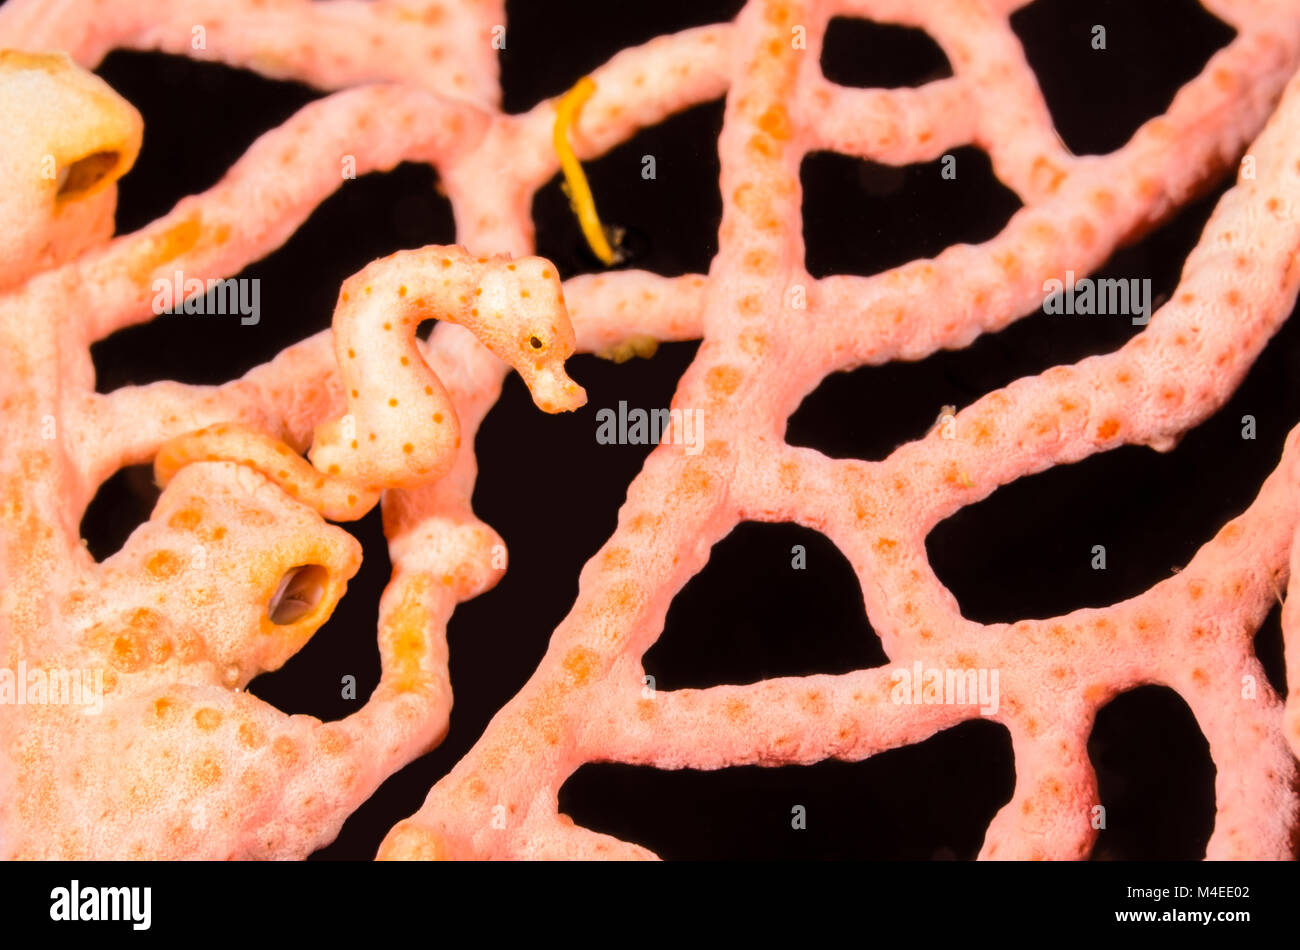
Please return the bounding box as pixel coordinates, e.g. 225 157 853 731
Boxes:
268 564 329 625
56 149 121 199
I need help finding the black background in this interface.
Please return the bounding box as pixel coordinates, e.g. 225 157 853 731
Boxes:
33 0 1298 859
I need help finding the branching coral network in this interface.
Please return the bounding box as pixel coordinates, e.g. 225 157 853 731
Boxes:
1 0 1300 860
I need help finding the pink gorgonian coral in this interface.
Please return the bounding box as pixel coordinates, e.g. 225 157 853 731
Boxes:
0 0 1298 861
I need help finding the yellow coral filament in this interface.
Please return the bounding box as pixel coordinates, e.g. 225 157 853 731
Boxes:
554 77 620 266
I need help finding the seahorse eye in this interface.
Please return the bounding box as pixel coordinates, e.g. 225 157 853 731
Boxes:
529 335 544 350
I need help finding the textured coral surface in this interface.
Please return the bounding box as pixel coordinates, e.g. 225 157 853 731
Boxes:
2 0 1300 859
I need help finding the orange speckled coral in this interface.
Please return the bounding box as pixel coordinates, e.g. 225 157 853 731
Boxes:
1 0 1299 860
